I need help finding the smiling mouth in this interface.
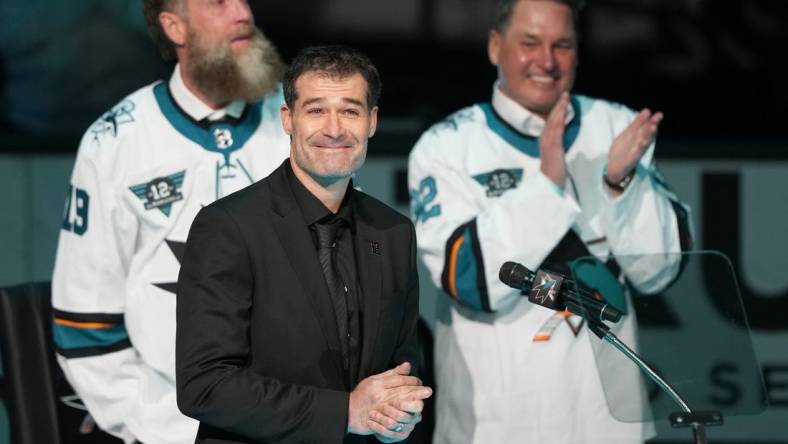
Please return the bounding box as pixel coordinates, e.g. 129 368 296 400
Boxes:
313 145 352 150
310 135 355 149
528 74 558 85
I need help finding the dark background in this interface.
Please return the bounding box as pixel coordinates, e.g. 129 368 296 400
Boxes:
258 0 788 140
1 0 787 152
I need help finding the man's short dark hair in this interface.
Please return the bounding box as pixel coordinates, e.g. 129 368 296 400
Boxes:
143 0 181 61
283 45 382 110
492 0 586 33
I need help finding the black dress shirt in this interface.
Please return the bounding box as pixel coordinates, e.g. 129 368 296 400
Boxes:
285 162 363 388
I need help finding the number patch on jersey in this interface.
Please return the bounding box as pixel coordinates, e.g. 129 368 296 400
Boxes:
472 168 523 197
411 176 441 223
61 185 90 235
129 170 186 217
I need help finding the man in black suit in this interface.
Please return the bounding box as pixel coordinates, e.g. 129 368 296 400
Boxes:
176 45 432 444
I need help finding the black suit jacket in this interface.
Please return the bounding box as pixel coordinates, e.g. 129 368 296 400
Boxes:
176 161 420 444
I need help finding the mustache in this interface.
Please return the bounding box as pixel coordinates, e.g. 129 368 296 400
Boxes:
308 134 356 148
230 26 255 41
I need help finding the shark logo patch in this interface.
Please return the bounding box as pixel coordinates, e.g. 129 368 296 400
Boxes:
129 170 186 216
429 109 476 134
90 100 136 143
472 168 523 197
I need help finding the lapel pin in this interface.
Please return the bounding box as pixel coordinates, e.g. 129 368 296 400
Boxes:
369 241 381 256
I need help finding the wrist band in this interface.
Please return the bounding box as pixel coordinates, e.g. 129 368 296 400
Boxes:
603 167 634 192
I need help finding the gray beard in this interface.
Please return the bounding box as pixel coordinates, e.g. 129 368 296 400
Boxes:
186 28 285 105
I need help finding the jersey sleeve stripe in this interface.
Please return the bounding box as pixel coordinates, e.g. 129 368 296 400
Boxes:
56 339 133 359
52 309 124 324
650 166 694 252
440 220 492 312
53 320 131 357
446 233 465 300
54 318 115 329
670 200 693 252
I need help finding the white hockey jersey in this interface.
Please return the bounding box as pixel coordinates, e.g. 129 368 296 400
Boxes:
52 72 290 444
408 89 693 444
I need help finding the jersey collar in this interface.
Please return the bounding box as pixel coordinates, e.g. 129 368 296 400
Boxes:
491 81 575 137
482 82 581 158
154 80 262 160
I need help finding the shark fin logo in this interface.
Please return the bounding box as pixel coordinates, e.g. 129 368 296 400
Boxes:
152 239 186 295
532 277 558 305
528 269 565 311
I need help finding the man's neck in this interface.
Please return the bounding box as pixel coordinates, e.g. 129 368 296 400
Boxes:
289 159 349 214
492 81 574 137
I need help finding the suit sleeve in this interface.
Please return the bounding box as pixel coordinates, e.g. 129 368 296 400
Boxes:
176 205 348 443
51 129 141 443
387 222 421 375
408 126 582 313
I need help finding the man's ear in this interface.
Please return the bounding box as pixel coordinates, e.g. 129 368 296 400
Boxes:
368 106 378 138
488 30 501 67
159 10 188 47
280 105 293 135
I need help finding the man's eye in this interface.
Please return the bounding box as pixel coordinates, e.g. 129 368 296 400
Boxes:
307 108 324 114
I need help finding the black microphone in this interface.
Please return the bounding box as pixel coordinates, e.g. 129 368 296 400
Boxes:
498 261 536 291
499 261 622 323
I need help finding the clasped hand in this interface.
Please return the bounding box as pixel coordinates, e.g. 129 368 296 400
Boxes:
539 92 663 195
348 362 432 442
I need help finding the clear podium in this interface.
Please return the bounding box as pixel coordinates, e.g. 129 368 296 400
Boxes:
565 251 767 444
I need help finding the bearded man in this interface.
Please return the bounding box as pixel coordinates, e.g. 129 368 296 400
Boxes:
51 1 290 443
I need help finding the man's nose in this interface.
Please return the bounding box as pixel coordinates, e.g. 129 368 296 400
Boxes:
322 112 343 138
536 45 556 71
229 0 253 24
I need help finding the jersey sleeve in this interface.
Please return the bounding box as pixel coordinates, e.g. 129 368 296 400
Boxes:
599 142 694 291
51 124 141 443
408 125 582 313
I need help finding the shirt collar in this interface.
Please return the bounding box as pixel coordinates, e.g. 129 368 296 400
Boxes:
168 64 246 122
285 161 355 230
490 81 575 137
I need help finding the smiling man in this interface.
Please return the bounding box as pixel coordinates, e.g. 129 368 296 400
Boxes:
51 1 290 443
408 0 693 443
176 45 432 444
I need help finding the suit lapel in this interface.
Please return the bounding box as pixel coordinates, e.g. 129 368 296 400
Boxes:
354 197 383 376
267 165 343 370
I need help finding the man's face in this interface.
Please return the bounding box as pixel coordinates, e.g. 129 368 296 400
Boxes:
488 0 578 118
183 0 256 59
178 0 282 103
281 72 378 185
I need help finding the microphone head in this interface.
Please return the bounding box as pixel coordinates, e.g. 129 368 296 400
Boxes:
499 261 534 291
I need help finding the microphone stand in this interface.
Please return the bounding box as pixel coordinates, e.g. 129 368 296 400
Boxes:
586 322 722 444
502 262 723 443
